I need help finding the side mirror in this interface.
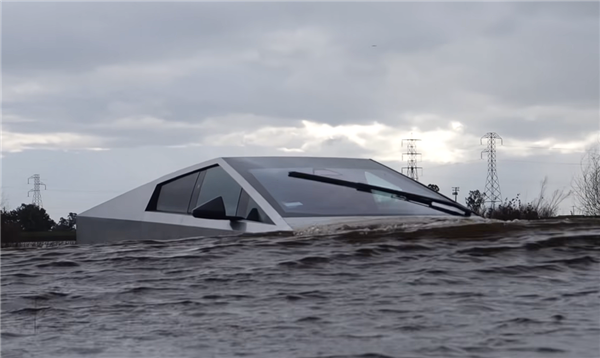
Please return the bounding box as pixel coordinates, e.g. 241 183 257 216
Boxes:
192 196 243 221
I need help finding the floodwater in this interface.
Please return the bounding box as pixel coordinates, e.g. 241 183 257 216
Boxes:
1 217 599 358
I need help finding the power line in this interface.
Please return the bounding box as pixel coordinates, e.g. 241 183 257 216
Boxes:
497 159 581 165
424 157 584 168
481 132 503 209
27 174 46 208
462 143 587 150
401 137 423 181
40 188 122 193
500 144 587 150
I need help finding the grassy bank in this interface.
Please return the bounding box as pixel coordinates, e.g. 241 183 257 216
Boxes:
1 231 76 248
18 231 76 242
472 177 573 221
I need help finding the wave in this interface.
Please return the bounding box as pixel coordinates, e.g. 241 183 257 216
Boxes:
287 216 600 243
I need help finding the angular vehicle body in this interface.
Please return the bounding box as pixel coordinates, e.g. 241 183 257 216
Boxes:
77 157 470 244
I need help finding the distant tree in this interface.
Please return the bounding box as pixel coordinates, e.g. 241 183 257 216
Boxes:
11 204 56 232
465 190 486 216
53 212 77 231
572 144 600 216
1 208 21 243
1 192 9 211
427 184 440 192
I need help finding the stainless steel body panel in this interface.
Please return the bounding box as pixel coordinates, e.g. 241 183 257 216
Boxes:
78 158 292 244
78 156 466 244
77 216 233 245
283 215 412 229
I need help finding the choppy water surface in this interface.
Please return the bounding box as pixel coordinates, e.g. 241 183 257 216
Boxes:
2 217 599 358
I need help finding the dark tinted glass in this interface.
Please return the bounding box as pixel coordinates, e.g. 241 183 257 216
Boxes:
196 166 242 217
236 191 273 224
156 172 200 213
224 157 459 218
249 167 448 216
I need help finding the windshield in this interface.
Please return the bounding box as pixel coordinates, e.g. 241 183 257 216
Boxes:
225 157 455 218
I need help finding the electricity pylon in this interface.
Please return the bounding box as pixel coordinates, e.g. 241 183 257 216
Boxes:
481 133 503 209
27 174 46 207
401 138 422 181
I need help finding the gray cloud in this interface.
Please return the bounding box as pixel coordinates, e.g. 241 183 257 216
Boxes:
5 2 598 147
4 3 284 74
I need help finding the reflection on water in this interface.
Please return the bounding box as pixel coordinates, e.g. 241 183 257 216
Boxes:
2 217 599 358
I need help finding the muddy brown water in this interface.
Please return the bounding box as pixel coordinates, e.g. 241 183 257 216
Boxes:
1 217 599 358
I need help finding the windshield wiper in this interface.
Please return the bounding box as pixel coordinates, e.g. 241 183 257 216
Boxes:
288 171 471 217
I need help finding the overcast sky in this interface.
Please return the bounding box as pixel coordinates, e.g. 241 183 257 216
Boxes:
2 1 599 221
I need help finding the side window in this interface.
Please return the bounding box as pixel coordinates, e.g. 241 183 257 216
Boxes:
154 171 200 213
194 166 242 217
236 190 274 224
